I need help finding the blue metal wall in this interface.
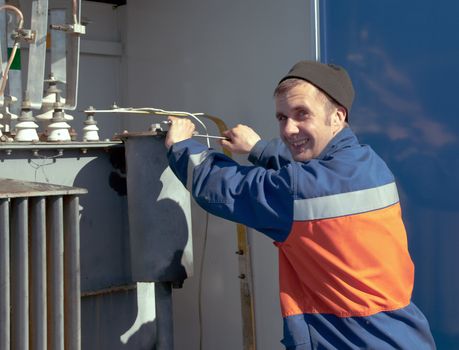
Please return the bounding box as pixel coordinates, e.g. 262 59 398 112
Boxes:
321 1 459 348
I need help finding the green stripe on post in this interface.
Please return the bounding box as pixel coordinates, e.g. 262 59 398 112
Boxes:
7 48 21 70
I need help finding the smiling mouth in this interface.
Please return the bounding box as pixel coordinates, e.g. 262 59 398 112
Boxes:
289 139 309 149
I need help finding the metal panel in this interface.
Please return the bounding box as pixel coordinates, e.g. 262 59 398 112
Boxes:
49 9 66 84
27 0 49 109
6 7 22 115
65 0 81 110
47 196 65 350
30 197 47 350
64 195 81 350
122 133 193 285
155 282 173 350
0 198 10 350
0 145 157 349
11 197 29 350
1 178 85 350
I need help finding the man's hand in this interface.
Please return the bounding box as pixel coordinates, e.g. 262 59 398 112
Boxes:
164 116 196 149
221 124 261 154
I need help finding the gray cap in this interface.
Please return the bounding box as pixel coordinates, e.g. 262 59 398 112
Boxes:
278 60 355 115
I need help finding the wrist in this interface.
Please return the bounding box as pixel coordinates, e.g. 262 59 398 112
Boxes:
248 139 267 164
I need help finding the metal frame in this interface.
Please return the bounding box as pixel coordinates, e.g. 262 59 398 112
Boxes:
0 179 86 350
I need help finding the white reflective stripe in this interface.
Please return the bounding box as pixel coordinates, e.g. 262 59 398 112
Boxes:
293 182 399 221
187 150 210 191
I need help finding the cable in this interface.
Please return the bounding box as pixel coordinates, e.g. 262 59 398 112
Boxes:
72 0 78 24
30 150 64 182
125 107 211 147
85 106 217 147
0 5 24 97
198 211 210 350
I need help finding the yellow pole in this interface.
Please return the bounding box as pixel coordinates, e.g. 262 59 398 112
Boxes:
200 114 257 350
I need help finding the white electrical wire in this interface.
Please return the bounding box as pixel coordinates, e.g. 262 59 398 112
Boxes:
122 107 210 143
85 106 216 147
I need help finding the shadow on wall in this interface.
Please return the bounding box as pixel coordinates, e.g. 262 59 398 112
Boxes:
72 146 132 292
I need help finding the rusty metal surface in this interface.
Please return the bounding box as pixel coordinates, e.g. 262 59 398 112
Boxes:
0 178 87 198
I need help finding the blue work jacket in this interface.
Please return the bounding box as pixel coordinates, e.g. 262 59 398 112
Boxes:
167 127 436 349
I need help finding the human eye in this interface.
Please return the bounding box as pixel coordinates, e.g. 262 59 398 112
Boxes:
276 113 287 122
296 109 309 120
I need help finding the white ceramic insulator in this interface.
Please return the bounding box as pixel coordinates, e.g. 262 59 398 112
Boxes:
15 121 40 141
1 109 17 133
36 109 74 121
3 107 18 120
63 112 74 121
35 109 54 121
47 121 71 141
42 92 66 108
82 123 100 141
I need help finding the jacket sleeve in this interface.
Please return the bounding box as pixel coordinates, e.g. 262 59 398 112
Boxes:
248 138 293 170
167 139 294 242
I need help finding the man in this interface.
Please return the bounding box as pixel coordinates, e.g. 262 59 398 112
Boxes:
165 61 436 349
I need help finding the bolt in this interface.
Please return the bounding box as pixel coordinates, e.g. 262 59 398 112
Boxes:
238 274 246 279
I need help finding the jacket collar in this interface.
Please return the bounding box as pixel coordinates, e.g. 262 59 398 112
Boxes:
316 127 358 160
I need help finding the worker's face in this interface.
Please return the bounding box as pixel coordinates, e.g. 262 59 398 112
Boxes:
275 82 346 161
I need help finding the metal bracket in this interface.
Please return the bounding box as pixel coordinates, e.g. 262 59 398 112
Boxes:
26 0 49 109
10 28 36 44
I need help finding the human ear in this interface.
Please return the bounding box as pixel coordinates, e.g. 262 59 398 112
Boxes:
332 107 346 132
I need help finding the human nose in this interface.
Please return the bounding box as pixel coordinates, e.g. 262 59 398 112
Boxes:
282 118 299 136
